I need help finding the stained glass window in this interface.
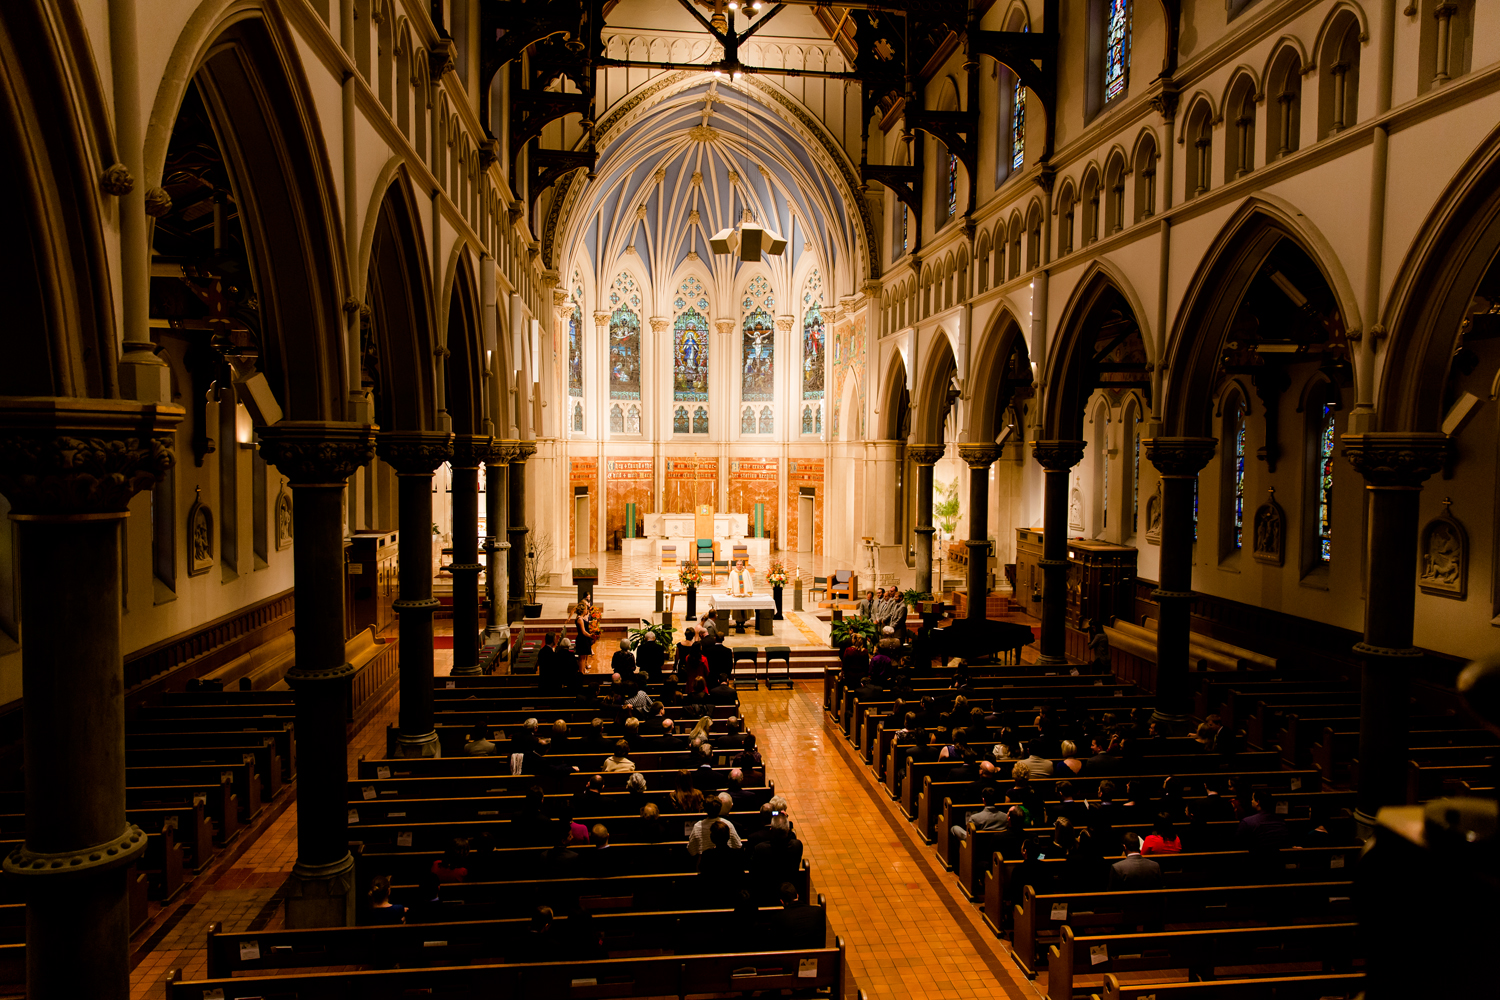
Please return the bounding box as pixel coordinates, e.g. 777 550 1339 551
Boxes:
609 403 624 433
759 406 774 435
692 407 708 434
572 401 583 432
1104 0 1131 105
741 407 756 434
802 405 814 434
1132 415 1140 531
814 406 822 434
741 275 775 418
672 276 710 408
567 269 583 399
1011 26 1028 172
625 405 640 435
946 150 958 221
607 272 641 400
673 406 689 434
1318 403 1335 562
1232 400 1247 549
802 269 825 402
901 205 909 253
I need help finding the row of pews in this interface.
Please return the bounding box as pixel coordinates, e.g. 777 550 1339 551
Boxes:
823 653 1458 1000
164 669 851 1000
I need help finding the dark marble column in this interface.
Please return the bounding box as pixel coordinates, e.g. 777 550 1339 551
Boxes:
376 431 451 757
0 397 182 1000
1145 437 1217 733
908 446 945 595
1032 440 1087 665
1342 432 1448 832
448 435 491 677
257 421 376 927
483 441 512 643
507 441 536 622
958 444 1001 621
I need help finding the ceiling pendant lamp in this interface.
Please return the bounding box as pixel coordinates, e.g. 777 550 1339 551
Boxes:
710 88 786 262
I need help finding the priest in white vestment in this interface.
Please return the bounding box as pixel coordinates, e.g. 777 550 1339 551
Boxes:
727 561 753 596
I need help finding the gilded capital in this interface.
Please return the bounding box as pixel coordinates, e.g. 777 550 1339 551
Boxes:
650 317 669 335
1341 432 1449 488
377 430 452 476
449 434 495 469
958 443 1002 469
715 319 736 337
907 445 946 466
1145 436 1217 476
1032 439 1087 472
258 421 376 485
0 397 184 515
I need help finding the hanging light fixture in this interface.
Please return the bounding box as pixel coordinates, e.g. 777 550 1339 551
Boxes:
710 84 786 262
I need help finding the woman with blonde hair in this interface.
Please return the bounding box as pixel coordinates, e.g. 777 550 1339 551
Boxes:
688 716 713 742
668 768 704 813
1058 739 1085 774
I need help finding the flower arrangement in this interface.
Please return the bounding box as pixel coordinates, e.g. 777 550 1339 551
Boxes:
587 606 603 639
678 564 703 587
767 561 789 587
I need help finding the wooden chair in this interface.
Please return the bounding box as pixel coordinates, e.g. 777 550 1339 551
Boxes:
809 575 828 602
730 543 749 565
829 570 854 601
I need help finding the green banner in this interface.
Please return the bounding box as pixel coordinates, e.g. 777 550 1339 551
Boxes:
625 503 636 538
754 503 765 538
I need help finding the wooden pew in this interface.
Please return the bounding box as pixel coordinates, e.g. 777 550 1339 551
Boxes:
203 899 828 976
168 937 848 1000
349 768 768 800
197 629 295 690
1280 712 1454 766
1192 675 1343 725
346 808 773 851
1046 922 1357 1000
125 743 282 799
353 839 702 889
144 825 188 902
349 788 774 819
126 722 295 782
352 750 712 781
1095 971 1365 1000
1244 694 1361 750
959 815 1353 901
387 862 813 921
125 761 262 822
1406 760 1495 803
1012 880 1355 976
125 779 239 845
1310 727 1496 784
982 846 1356 937
916 768 1319 847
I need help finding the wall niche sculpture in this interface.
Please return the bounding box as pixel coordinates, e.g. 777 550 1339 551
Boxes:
187 488 214 576
1252 487 1285 567
1418 498 1466 599
275 481 294 551
1144 480 1162 545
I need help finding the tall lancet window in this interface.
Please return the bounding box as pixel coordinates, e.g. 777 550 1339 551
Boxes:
946 151 959 222
1317 403 1335 563
1104 0 1131 105
1012 74 1027 171
568 269 583 433
607 271 642 436
801 269 825 435
672 275 710 434
740 274 775 434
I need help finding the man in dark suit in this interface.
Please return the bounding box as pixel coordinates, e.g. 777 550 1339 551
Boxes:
706 638 734 687
542 826 582 877
764 882 825 949
1236 790 1291 856
725 768 759 812
655 717 686 750
586 823 622 877
714 717 747 752
951 786 1009 843
610 639 637 679
1085 734 1121 774
635 636 666 682
1050 780 1091 826
1108 832 1162 889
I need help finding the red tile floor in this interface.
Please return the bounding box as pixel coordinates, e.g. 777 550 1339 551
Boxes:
127 628 1043 999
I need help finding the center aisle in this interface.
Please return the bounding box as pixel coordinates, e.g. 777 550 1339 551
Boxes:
740 681 1039 1000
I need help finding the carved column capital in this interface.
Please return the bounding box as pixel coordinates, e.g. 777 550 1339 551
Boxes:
513 440 538 463
552 289 571 321
1145 436 1217 476
649 317 669 335
775 316 795 334
0 397 184 516
715 319 736 337
376 430 452 476
484 438 515 464
258 422 376 485
907 445 946 466
958 443 1002 470
1032 439 1087 472
593 310 611 330
1341 432 1449 488
449 434 494 470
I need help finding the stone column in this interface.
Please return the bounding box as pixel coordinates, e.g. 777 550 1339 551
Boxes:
483 440 513 642
959 444 1001 621
448 434 491 677
909 445 945 594
1032 440 1087 664
507 441 537 621
1342 432 1448 831
376 431 452 757
1144 437 1216 732
0 398 181 1000
256 421 375 928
